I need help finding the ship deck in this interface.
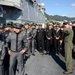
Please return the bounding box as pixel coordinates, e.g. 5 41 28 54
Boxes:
16 50 75 75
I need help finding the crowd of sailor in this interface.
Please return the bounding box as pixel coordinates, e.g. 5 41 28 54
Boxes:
0 21 75 75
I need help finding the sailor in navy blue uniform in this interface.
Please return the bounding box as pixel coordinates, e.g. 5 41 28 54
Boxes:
3 23 12 74
0 24 5 75
36 24 45 54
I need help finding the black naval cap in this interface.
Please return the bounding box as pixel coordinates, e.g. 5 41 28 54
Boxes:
13 23 23 29
0 24 4 29
63 22 69 25
5 24 11 28
5 22 13 27
72 21 75 24
24 23 30 26
31 23 36 26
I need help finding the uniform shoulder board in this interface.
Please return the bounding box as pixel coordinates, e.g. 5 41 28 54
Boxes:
9 32 11 35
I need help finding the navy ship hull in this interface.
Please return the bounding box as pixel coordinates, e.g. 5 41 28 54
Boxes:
0 0 45 24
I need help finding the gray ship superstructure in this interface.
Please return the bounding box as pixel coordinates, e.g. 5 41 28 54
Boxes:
0 0 46 24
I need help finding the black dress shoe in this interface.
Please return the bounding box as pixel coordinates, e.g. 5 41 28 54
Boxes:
32 54 35 56
63 71 73 74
